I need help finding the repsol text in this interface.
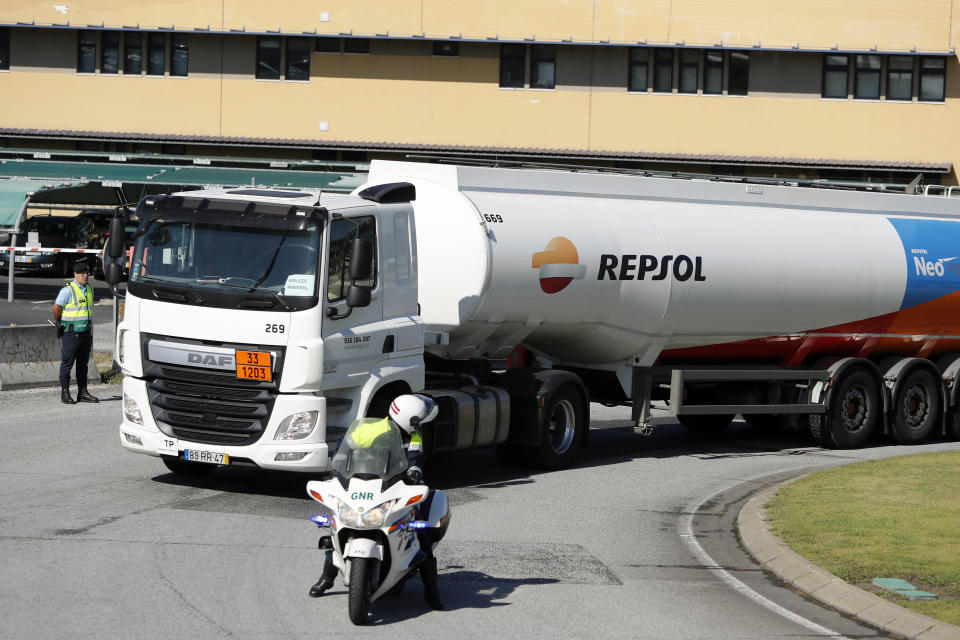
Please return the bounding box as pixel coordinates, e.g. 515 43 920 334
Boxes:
598 254 706 282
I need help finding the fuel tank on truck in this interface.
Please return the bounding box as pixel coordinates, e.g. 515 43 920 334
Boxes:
363 161 960 367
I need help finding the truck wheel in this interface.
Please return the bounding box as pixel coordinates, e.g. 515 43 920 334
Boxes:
677 414 733 431
890 368 940 444
161 456 217 476
348 557 376 625
810 367 879 449
536 384 584 470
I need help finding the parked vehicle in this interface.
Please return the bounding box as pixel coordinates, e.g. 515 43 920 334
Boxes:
109 161 960 478
78 210 138 279
306 418 450 625
0 214 100 276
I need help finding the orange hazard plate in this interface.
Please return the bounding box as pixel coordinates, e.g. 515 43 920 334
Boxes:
235 350 272 381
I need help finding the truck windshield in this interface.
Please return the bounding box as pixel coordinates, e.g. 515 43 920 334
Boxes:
127 217 321 311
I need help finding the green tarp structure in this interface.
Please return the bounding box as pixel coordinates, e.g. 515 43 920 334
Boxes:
0 178 83 230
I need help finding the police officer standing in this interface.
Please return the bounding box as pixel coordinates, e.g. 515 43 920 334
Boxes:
52 261 99 404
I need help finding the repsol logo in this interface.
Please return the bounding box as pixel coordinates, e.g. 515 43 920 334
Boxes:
187 353 234 367
598 254 706 281
350 491 374 500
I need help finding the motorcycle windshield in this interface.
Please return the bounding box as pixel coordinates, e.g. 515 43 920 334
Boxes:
330 418 408 480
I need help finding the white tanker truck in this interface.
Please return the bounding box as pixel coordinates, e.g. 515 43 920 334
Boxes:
106 160 960 475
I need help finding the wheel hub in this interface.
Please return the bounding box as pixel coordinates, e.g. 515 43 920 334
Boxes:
548 399 576 454
840 386 868 432
901 383 929 428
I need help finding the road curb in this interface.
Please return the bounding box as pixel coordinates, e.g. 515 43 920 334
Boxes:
737 476 960 640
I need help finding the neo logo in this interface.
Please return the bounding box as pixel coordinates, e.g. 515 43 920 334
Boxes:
598 254 706 282
350 492 374 500
187 353 234 367
914 256 957 278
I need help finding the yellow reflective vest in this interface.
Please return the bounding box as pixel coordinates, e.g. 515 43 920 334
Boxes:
61 280 94 332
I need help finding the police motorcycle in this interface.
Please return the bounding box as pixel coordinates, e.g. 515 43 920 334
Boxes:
306 417 450 625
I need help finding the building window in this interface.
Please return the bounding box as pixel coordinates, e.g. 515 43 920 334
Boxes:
886 55 913 101
919 56 945 102
170 34 188 77
286 37 311 81
100 31 120 74
0 27 9 71
822 54 849 98
627 48 648 92
343 38 370 54
530 45 556 89
256 36 281 79
653 49 674 93
499 44 525 88
77 30 97 73
679 49 699 94
728 51 749 95
433 41 459 57
125 33 142 74
314 37 339 53
704 51 723 94
147 33 165 75
854 54 881 99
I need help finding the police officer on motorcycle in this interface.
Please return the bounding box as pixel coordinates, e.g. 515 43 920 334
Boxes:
309 394 445 610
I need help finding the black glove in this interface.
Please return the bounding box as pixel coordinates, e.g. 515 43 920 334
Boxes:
405 466 423 485
56 324 64 339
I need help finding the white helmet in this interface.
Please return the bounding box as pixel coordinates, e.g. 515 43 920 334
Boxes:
388 394 438 434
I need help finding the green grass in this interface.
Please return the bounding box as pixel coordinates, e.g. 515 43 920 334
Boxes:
94 351 123 384
766 451 960 626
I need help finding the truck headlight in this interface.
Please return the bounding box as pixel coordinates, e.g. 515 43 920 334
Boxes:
275 410 318 440
123 393 143 425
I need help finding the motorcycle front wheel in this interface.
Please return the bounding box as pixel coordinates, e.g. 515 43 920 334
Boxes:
348 557 377 625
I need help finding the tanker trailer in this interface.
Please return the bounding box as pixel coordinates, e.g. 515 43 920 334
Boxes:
365 160 960 456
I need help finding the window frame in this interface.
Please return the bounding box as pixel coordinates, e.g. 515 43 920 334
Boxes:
885 55 914 101
499 43 525 88
728 51 749 96
169 33 188 77
124 33 143 75
146 32 166 76
678 49 699 94
314 37 340 53
918 56 946 102
256 36 282 80
343 38 370 54
530 44 556 90
854 54 881 100
653 48 674 93
285 36 311 81
0 27 10 71
433 41 459 57
327 216 378 303
77 30 97 74
100 31 120 74
703 50 723 95
627 47 649 93
821 53 849 99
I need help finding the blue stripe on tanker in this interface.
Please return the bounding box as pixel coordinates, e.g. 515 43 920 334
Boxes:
889 217 960 310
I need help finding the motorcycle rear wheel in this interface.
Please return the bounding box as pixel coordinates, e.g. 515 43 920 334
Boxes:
348 557 376 625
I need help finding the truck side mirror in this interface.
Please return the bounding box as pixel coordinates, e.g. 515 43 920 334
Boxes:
346 284 371 309
349 237 373 281
105 261 124 285
106 217 126 259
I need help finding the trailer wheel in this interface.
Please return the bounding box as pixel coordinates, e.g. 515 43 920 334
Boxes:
161 456 217 476
810 367 879 449
677 414 733 431
536 384 584 470
890 368 940 444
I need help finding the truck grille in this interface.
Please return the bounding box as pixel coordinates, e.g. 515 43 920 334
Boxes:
143 345 282 446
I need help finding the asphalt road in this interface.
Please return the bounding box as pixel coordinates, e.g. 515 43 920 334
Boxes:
0 272 118 326
3 390 958 639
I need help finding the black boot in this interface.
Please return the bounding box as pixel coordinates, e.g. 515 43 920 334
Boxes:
420 556 445 610
61 388 75 404
77 389 99 403
309 550 338 597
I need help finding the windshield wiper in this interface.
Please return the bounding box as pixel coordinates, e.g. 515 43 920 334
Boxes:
194 279 292 311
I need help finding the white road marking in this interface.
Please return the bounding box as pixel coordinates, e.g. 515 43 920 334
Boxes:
680 481 850 639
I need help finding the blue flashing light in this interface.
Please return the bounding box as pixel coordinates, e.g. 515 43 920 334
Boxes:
409 520 429 529
310 515 330 527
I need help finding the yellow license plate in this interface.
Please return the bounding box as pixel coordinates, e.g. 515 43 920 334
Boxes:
236 350 272 381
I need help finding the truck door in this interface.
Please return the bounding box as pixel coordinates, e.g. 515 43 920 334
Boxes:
321 215 390 391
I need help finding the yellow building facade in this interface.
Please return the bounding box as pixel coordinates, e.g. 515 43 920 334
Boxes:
1 1 958 182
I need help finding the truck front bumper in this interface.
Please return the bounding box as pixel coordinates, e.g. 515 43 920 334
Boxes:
118 377 333 472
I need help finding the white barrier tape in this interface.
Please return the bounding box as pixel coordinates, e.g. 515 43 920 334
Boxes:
3 247 104 254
